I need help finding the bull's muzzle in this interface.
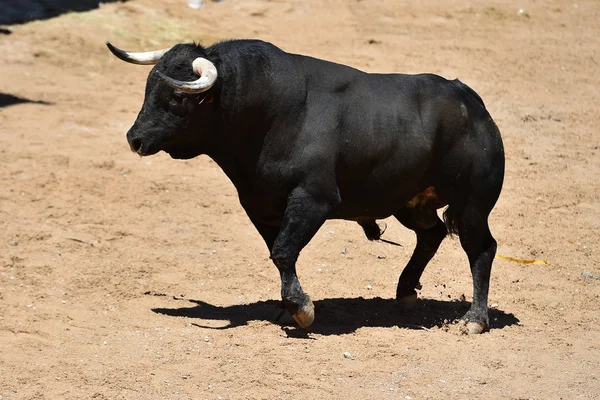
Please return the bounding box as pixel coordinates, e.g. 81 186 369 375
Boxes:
126 129 158 156
128 136 143 154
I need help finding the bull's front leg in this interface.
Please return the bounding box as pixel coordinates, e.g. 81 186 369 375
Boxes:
270 185 340 328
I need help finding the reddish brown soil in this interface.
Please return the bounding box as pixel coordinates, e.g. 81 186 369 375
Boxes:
1 0 599 398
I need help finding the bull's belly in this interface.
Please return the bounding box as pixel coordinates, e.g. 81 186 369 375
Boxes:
330 185 446 221
330 202 401 220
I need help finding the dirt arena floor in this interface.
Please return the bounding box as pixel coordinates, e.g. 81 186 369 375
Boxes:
1 0 599 398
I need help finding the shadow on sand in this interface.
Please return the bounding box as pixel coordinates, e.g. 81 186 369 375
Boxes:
0 0 127 26
152 296 519 336
0 93 53 108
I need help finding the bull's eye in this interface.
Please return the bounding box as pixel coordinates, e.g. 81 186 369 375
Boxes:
172 91 185 103
168 98 187 117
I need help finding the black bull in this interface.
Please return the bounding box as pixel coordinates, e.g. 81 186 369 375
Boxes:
107 39 504 334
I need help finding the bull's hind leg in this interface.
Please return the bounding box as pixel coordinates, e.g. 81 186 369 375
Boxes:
394 207 447 307
451 121 503 334
452 201 497 334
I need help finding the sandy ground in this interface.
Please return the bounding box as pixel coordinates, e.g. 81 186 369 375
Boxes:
1 0 599 398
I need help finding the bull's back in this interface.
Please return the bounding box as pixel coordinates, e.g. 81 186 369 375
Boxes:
328 73 501 219
263 50 502 219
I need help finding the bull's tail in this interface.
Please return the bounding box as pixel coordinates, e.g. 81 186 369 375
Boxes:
442 206 460 237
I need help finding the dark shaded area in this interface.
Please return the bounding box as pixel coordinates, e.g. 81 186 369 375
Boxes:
152 296 520 336
0 93 52 108
0 0 127 26
0 27 11 35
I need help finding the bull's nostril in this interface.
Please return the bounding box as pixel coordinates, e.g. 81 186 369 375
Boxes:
130 138 142 153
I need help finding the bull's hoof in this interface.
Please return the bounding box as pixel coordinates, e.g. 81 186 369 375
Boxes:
397 292 418 309
291 299 315 329
457 319 487 335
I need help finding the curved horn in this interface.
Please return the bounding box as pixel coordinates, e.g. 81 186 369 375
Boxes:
106 41 170 65
155 57 218 94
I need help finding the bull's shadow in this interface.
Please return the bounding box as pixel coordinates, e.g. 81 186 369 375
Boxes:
0 93 52 108
0 0 127 26
152 296 519 336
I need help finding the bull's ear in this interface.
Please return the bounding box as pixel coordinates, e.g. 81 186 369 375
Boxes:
198 92 214 105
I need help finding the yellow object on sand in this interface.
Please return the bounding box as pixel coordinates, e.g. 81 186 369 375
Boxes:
495 254 548 265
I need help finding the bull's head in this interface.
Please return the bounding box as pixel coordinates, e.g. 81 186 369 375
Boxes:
107 42 218 159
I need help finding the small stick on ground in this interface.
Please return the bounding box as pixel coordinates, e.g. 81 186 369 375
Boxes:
582 272 600 280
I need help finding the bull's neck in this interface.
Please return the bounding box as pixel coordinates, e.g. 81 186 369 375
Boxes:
204 126 268 192
203 68 272 191
201 41 285 190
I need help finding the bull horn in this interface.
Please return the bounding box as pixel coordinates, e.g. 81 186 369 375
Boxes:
106 41 170 65
155 57 218 94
